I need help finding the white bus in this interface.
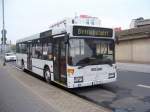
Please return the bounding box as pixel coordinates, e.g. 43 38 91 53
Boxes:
16 19 117 88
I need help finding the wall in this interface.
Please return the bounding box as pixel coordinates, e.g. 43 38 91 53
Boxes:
116 38 150 64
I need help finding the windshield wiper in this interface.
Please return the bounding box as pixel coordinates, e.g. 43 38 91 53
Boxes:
102 59 113 66
107 62 113 66
77 57 95 69
77 57 114 68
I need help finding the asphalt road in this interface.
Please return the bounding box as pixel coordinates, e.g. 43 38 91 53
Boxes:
72 70 150 112
0 62 58 112
1 61 150 112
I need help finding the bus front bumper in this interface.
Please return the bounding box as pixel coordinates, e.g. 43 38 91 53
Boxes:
67 78 117 88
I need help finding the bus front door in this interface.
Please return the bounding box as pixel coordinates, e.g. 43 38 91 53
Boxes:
53 38 67 85
27 43 32 71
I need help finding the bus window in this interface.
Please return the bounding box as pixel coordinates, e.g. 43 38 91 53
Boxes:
43 43 48 60
32 43 36 58
42 42 52 60
33 40 42 59
47 43 52 60
21 43 27 54
16 43 19 53
17 43 27 54
69 39 84 57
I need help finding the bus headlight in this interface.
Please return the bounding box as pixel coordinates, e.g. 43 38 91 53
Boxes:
74 76 83 83
108 73 115 79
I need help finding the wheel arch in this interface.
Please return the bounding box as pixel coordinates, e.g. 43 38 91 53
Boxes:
43 64 52 82
43 64 51 76
44 64 50 71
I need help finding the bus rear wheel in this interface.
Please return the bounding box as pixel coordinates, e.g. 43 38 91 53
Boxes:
44 68 51 83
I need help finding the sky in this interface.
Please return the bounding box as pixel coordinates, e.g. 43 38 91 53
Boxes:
0 0 150 44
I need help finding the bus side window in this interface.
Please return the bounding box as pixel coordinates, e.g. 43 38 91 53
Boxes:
22 43 27 54
42 38 52 60
43 43 48 60
34 40 42 59
47 43 52 60
16 43 19 53
32 43 36 58
19 43 22 53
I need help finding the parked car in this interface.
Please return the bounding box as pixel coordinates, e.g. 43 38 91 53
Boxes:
4 52 16 61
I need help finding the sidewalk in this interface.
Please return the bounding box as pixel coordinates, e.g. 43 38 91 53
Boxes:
117 62 150 73
0 60 110 112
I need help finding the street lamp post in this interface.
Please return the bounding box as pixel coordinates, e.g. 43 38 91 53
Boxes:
1 0 7 54
2 0 4 45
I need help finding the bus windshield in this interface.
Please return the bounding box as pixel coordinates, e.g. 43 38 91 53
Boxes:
68 38 115 66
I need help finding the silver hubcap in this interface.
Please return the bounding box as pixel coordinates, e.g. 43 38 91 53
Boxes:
45 70 51 82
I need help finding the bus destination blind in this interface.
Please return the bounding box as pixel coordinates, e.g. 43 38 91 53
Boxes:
40 30 52 38
73 26 113 37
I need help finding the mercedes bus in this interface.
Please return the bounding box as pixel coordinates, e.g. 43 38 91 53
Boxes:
16 18 117 88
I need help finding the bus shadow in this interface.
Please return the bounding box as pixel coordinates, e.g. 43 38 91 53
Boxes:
24 69 68 90
24 70 45 82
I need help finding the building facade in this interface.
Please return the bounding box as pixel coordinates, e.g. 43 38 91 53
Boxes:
130 17 150 28
116 25 150 64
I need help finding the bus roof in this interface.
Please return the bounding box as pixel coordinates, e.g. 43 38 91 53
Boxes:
16 33 40 43
16 24 114 43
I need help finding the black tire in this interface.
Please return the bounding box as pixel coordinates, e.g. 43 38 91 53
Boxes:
44 67 51 84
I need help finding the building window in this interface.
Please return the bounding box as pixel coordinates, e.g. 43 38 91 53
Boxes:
91 18 95 25
86 19 89 25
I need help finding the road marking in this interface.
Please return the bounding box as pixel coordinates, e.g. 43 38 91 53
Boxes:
137 84 150 89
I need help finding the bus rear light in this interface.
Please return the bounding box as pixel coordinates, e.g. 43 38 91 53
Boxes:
67 68 74 75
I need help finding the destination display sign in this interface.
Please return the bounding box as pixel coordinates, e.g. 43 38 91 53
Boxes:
73 26 113 37
40 30 52 38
